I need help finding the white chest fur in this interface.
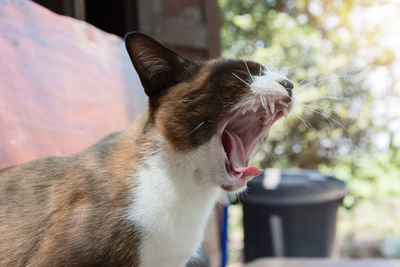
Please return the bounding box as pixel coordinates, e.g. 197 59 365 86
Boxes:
127 137 222 267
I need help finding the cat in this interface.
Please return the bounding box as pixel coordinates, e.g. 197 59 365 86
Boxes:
0 32 294 267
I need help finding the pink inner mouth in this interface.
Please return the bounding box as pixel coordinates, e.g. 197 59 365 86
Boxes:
222 124 263 179
220 96 291 188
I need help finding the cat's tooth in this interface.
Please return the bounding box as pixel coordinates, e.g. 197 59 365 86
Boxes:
269 101 275 114
283 108 288 120
241 106 249 114
265 103 270 117
261 96 267 109
252 105 258 112
279 101 288 108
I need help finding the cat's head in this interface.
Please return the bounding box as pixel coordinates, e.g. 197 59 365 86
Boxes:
125 32 294 192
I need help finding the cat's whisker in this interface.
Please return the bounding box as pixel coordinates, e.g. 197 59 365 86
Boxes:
300 106 335 128
296 77 308 88
314 96 352 101
295 114 314 131
164 100 193 104
300 106 352 136
185 121 206 136
297 102 352 136
263 64 271 73
244 60 254 82
297 103 324 110
290 94 344 119
295 74 351 90
297 103 329 115
232 72 250 87
296 78 328 89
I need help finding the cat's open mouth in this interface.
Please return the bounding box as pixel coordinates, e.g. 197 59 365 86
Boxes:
220 95 292 190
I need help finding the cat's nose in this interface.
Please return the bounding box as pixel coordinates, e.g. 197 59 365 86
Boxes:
279 79 294 91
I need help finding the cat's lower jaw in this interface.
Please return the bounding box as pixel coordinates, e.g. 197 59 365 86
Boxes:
127 136 222 267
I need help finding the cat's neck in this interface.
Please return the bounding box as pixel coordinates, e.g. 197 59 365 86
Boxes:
126 122 221 266
128 125 222 219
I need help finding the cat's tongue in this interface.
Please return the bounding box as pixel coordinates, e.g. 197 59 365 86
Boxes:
234 166 262 179
223 130 262 180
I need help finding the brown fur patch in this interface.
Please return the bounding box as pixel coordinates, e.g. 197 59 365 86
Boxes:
0 113 159 266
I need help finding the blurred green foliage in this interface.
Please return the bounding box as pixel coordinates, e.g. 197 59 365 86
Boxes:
220 0 400 254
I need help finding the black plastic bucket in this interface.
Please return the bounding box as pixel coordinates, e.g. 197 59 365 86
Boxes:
240 169 347 262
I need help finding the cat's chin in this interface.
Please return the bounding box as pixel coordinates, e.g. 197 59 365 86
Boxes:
218 94 293 192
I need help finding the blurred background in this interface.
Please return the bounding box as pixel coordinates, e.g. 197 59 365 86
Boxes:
219 0 400 265
1 0 399 266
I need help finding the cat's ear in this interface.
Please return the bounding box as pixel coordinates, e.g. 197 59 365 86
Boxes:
125 32 194 97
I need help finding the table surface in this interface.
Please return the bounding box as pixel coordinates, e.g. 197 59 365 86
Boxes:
245 258 400 267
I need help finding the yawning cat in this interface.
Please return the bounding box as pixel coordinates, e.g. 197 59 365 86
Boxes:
0 32 294 266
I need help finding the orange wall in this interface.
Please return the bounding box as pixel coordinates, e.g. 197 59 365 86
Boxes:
0 0 147 168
